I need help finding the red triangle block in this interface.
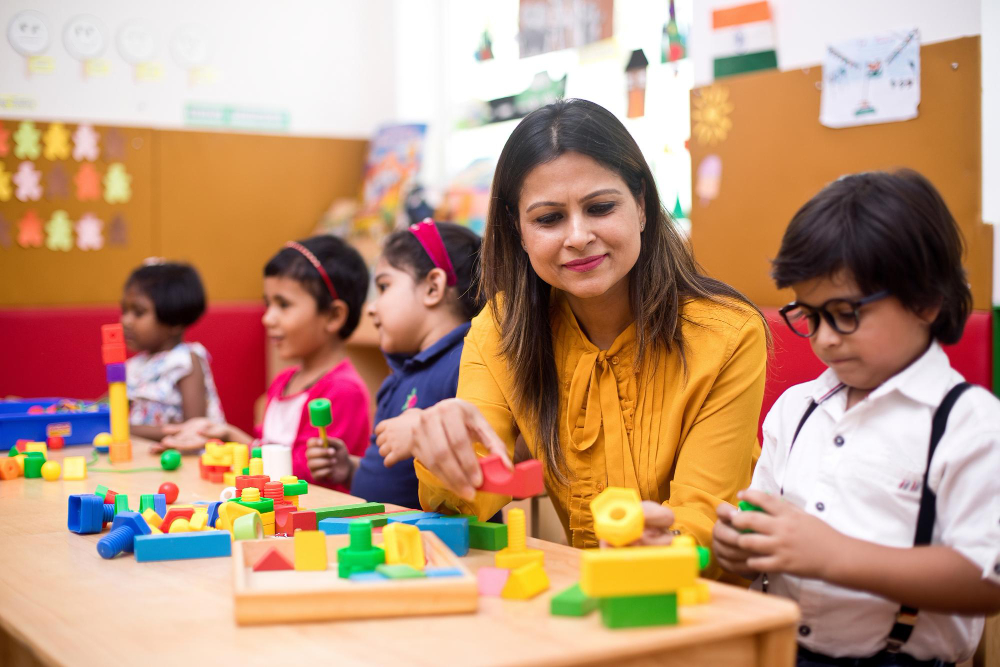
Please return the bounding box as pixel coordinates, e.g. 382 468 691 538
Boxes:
252 547 293 572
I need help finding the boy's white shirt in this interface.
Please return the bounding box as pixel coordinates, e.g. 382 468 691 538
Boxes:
751 341 1000 662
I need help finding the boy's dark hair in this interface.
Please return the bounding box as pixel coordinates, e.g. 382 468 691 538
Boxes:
771 169 971 344
125 262 207 327
382 221 484 320
264 235 369 339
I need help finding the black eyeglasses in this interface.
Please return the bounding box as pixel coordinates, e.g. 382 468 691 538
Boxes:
779 290 890 338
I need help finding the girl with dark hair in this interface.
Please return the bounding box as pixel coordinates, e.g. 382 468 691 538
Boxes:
377 99 768 574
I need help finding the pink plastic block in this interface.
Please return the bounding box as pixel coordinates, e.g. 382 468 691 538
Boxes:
477 567 510 597
478 455 544 498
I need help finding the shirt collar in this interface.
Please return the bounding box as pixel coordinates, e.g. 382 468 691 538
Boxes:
384 321 471 373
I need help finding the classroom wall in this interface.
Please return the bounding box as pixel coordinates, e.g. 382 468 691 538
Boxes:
984 0 1000 306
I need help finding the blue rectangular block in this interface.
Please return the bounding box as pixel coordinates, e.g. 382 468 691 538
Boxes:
153 494 167 518
423 566 465 578
134 531 232 562
415 517 469 556
349 572 388 582
317 518 354 535
385 511 441 525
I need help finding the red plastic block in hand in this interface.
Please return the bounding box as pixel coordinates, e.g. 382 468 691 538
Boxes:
478 455 544 498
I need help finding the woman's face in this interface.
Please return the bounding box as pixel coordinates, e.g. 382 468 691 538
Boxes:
516 152 644 301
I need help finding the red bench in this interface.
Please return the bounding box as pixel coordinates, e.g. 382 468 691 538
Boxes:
0 304 266 434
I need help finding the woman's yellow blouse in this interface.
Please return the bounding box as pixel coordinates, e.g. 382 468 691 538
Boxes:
415 294 766 578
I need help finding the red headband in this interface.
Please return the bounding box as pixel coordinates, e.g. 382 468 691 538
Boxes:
409 218 457 286
284 241 339 301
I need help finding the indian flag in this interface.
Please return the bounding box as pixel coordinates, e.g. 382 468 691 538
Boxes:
711 1 778 79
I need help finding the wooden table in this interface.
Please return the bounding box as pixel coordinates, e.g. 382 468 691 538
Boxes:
0 445 800 667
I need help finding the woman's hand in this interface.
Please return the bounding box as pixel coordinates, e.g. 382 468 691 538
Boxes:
712 500 759 578
376 398 511 501
599 501 676 547
305 437 354 486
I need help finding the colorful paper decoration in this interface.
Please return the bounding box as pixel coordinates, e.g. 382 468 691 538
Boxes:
73 124 100 161
75 163 101 201
47 163 69 198
108 214 128 246
695 155 723 204
626 49 649 119
75 212 104 250
661 0 687 63
103 162 131 203
13 121 42 160
0 122 10 157
0 162 12 202
475 28 494 62
43 122 71 160
692 85 734 146
0 213 11 248
711 1 777 79
104 129 125 159
45 210 73 251
17 210 44 248
14 161 42 201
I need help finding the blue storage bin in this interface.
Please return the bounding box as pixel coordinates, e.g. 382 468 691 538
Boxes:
0 398 111 450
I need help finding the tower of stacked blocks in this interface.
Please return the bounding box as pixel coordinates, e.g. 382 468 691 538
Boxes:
101 324 131 463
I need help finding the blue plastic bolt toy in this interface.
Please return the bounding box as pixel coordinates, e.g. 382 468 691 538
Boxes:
96 511 151 559
67 494 115 534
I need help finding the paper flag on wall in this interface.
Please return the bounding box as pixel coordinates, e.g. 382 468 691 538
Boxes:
75 163 101 201
75 212 104 250
108 214 128 246
45 210 73 251
711 1 777 79
17 210 44 248
14 121 41 160
73 124 100 161
104 129 125 160
103 162 132 203
0 162 12 202
14 161 42 201
43 122 71 160
0 122 10 157
0 213 10 248
47 163 69 198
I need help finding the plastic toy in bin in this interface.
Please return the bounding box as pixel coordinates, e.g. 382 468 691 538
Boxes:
0 399 110 451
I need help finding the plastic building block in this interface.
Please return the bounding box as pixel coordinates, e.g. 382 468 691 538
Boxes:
108 440 132 464
252 446 262 459
188 512 208 531
579 544 698 598
349 572 388 582
375 564 425 579
169 518 192 533
58 455 86 480
160 507 195 532
415 517 469 556
678 581 711 606
141 509 163 531
68 494 115 534
382 522 425 569
248 458 264 476
336 520 385 578
672 535 712 570
599 593 678 629
102 342 127 364
232 512 263 540
738 499 765 534
274 504 297 535
206 501 222 527
101 323 124 344
318 517 375 535
152 494 167 517
24 456 44 478
14 454 26 474
591 487 643 547
134 531 232 562
551 583 598 617
308 397 333 449
230 443 249 474
384 511 440 525
282 479 308 496
25 441 47 455
495 508 544 569
294 529 328 571
96 511 151 558
501 561 550 600
315 502 386 521
230 496 274 514
423 567 464 578
477 567 510 596
47 435 64 450
218 502 258 533
113 494 132 515
469 520 507 551
139 494 155 514
94 484 109 499
158 482 179 504
0 458 19 480
103 490 116 505
40 460 61 480
253 546 293 571
107 378 129 444
477 454 545 498
283 510 314 533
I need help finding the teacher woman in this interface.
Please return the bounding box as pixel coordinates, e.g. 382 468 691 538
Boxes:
377 99 766 577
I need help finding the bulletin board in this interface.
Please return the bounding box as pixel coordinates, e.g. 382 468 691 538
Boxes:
688 36 993 310
0 125 367 306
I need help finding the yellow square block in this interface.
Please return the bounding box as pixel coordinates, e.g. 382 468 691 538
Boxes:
190 513 208 531
62 456 87 480
26 441 47 455
142 509 163 530
383 523 425 570
260 511 274 526
14 454 26 474
294 530 327 571
263 523 275 536
495 547 544 570
223 471 236 487
217 501 259 533
580 545 698 598
501 561 550 600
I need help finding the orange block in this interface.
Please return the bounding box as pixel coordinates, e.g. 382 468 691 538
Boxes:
0 458 19 480
109 440 132 464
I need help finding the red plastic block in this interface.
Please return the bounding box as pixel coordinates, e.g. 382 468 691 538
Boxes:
289 510 317 534
161 507 195 532
274 504 297 535
104 490 117 505
478 455 545 498
208 471 224 483
252 546 294 571
102 343 127 365
101 324 124 345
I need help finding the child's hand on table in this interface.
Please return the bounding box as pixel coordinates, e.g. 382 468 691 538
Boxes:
154 418 228 454
305 437 354 486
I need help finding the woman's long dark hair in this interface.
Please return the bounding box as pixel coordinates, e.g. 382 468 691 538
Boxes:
481 98 765 482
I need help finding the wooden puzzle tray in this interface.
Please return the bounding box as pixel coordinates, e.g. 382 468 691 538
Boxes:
232 531 478 625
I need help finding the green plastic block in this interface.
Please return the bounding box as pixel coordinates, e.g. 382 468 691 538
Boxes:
550 583 597 617
309 398 332 427
697 545 711 570
8 446 19 457
139 494 155 514
469 520 507 551
336 520 385 578
228 497 274 513
315 502 385 521
114 494 130 515
375 564 425 579
95 484 109 499
599 593 677 629
738 500 764 534
251 447 262 459
282 480 308 496
25 451 45 460
357 515 388 528
23 457 44 478
242 467 249 475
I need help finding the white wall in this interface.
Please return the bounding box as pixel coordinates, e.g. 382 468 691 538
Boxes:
0 0 396 138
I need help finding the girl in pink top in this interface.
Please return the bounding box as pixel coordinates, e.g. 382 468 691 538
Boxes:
158 235 371 492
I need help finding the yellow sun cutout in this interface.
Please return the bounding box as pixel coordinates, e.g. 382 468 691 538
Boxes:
692 85 734 146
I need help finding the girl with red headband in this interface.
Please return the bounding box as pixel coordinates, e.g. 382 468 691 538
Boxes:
160 235 372 492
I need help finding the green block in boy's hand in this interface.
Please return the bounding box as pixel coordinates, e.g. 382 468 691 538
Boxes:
737 500 764 534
